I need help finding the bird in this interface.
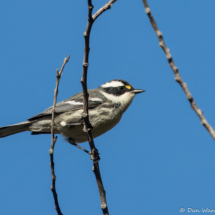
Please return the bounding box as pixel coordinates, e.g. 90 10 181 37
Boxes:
0 79 144 144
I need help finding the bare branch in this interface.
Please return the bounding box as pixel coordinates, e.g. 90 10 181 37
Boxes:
142 0 215 140
80 1 117 214
92 0 117 21
49 55 70 215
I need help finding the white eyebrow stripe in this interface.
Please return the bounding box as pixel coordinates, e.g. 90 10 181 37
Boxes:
89 98 103 102
101 81 124 88
66 101 83 105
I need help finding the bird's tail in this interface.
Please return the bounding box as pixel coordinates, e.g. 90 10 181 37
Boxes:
0 121 31 138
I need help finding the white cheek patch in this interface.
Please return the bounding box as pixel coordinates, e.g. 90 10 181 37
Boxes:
66 101 83 105
60 121 67 127
89 98 103 102
101 81 124 88
100 91 135 104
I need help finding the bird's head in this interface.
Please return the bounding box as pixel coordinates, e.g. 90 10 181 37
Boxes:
99 79 145 106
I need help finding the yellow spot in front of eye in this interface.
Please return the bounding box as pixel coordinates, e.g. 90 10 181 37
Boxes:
126 85 131 90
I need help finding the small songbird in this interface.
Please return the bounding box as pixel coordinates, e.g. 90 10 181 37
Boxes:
0 79 144 144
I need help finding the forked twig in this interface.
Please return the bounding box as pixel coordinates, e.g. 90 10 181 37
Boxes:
49 55 70 215
142 0 215 140
80 1 118 215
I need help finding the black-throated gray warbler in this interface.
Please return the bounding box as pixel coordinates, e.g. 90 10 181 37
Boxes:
0 79 144 143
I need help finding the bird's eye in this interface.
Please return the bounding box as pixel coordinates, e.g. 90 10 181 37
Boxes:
119 86 124 90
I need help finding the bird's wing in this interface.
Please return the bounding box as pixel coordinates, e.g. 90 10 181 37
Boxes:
28 89 106 121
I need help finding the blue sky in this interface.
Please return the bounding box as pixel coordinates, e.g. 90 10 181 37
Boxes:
1 1 215 214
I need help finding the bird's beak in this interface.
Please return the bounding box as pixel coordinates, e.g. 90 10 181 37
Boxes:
132 89 145 94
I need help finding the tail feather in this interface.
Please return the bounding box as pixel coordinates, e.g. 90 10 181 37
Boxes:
0 121 31 138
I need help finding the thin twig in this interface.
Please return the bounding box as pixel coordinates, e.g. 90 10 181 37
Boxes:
92 0 118 21
69 141 92 156
49 55 70 215
80 1 118 214
141 0 215 140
